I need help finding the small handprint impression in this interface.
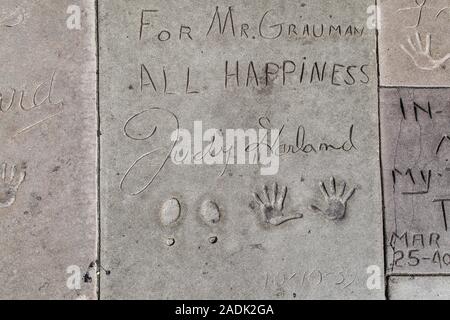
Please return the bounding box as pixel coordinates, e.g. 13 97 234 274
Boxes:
401 32 450 70
310 177 356 221
253 183 303 226
0 162 26 208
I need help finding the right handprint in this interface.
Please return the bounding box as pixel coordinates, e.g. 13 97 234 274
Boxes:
401 32 450 70
310 177 356 221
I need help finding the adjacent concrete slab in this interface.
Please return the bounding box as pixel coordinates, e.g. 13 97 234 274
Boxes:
0 1 97 299
389 276 450 300
100 0 384 299
379 0 450 87
380 88 450 275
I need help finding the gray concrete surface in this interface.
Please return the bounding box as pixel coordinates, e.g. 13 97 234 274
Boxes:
99 0 384 300
389 276 450 300
0 0 97 299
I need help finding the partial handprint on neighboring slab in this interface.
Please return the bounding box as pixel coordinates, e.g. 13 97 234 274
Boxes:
0 162 26 208
253 183 303 226
401 32 450 70
310 177 356 221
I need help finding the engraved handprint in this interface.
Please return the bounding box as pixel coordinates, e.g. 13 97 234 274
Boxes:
310 177 356 221
253 183 303 226
0 163 26 208
401 32 450 70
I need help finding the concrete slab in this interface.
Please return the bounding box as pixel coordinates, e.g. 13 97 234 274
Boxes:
380 88 450 275
0 0 97 299
99 0 384 299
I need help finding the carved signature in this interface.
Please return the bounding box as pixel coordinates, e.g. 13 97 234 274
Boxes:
0 71 64 138
119 110 357 196
120 108 179 196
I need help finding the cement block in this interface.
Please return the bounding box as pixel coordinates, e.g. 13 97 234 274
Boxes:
381 88 450 275
389 276 450 300
99 0 384 299
379 0 450 87
0 0 97 299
